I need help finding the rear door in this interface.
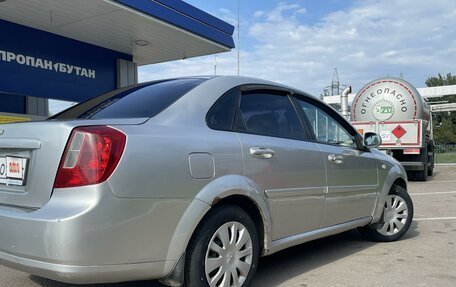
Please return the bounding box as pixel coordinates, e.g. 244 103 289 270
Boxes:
233 87 326 240
293 96 378 227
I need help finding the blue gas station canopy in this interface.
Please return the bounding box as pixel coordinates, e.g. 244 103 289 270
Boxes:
0 0 235 65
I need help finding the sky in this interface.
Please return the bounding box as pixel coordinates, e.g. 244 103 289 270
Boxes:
50 0 456 114
139 0 456 96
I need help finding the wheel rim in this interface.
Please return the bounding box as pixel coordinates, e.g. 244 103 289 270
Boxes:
205 221 253 287
377 194 409 236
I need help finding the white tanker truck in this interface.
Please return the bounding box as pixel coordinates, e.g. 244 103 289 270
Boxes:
350 77 434 181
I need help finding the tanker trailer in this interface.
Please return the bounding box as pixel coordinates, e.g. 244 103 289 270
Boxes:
351 77 434 181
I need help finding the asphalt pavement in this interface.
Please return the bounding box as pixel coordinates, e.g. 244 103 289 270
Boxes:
1 166 455 287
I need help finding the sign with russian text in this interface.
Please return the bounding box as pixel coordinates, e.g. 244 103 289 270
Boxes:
0 19 132 102
0 50 96 79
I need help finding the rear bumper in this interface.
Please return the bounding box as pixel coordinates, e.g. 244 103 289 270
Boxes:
0 249 167 284
0 184 194 284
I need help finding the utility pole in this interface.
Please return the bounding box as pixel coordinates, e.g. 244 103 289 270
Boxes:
237 0 240 76
214 55 217 75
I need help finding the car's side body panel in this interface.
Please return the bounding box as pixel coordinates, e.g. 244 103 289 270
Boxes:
107 125 243 199
269 217 372 254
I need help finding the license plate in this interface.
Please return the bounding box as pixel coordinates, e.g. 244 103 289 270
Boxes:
403 148 420 155
0 156 28 186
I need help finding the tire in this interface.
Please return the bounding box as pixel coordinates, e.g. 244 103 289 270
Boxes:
359 185 414 242
406 171 414 181
427 141 434 177
185 205 259 287
414 149 428 181
415 166 428 181
427 167 434 176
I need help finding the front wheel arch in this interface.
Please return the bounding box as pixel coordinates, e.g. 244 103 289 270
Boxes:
372 164 407 224
360 184 414 242
393 177 407 191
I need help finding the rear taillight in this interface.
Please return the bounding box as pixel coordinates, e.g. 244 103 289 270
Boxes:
54 126 126 188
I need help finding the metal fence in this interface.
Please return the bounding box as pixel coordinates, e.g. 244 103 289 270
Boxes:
435 144 456 164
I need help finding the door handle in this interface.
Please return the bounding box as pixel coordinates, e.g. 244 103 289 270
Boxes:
250 147 275 159
328 154 344 164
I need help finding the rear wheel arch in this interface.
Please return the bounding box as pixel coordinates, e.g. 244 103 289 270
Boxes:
193 175 272 254
209 195 267 255
184 203 260 287
176 196 268 286
161 179 272 285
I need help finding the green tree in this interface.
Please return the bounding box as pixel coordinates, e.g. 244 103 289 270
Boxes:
425 73 456 86
434 119 456 144
426 73 456 144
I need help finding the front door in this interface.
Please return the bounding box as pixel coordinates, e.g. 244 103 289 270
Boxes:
317 144 378 226
294 96 378 227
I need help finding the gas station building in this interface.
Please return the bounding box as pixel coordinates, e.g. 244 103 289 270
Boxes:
0 0 235 121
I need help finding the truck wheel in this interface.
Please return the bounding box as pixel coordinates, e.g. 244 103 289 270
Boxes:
427 167 434 176
415 166 428 181
414 147 429 181
185 205 259 287
427 141 434 177
359 185 414 242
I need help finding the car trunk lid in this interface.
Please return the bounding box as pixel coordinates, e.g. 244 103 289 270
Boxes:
0 118 146 209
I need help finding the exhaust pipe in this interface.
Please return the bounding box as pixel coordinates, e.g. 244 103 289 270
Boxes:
341 86 351 120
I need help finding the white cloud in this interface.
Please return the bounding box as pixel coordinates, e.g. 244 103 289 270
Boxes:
139 0 456 95
253 10 265 18
216 8 237 25
266 3 300 22
383 50 398 57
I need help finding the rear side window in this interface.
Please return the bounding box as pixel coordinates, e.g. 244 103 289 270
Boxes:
51 78 206 120
236 91 305 140
206 88 238 131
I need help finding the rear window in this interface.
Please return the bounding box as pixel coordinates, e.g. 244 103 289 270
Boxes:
50 78 206 120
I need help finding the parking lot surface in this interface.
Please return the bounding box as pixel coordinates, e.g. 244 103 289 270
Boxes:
1 166 455 287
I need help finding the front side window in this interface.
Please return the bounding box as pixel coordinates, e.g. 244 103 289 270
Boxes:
236 91 304 140
296 98 356 148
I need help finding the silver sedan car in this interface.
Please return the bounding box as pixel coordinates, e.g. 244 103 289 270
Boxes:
0 76 413 287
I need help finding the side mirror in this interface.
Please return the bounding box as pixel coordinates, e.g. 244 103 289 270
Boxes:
364 132 382 149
